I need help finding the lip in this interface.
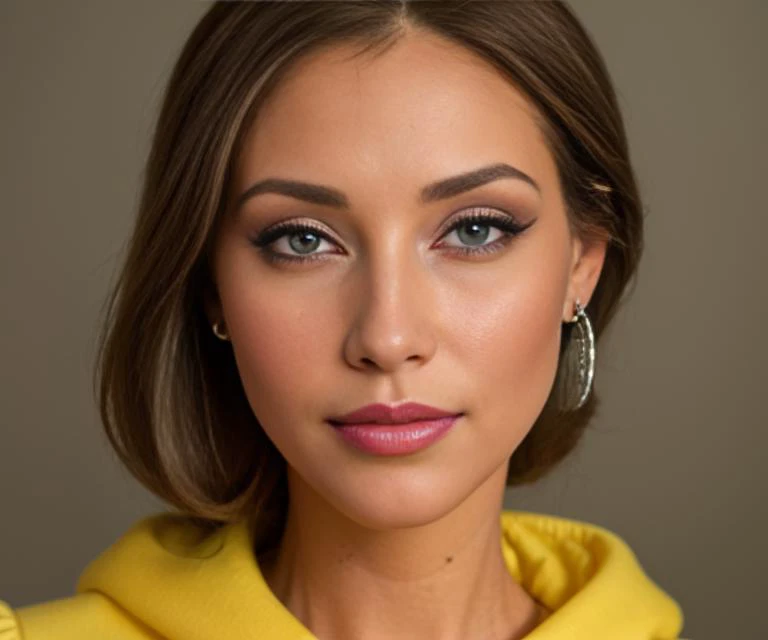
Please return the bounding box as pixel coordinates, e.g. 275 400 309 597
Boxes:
330 415 461 456
328 402 460 425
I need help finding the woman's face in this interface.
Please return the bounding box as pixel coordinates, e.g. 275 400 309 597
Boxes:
208 32 606 528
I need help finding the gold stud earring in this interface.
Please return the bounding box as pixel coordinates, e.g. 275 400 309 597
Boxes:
212 320 230 341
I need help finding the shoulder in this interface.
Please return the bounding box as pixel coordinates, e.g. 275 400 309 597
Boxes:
0 594 161 640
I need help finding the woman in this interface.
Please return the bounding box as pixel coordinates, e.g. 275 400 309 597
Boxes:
0 1 687 638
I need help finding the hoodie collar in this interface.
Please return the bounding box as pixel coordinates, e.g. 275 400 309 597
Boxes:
76 509 683 639
499 511 683 638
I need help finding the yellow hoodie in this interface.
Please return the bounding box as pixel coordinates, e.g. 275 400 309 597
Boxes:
0 509 686 639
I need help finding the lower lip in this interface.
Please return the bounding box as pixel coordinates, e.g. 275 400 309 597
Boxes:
328 415 461 456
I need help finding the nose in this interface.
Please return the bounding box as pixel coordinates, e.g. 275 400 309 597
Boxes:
342 245 438 374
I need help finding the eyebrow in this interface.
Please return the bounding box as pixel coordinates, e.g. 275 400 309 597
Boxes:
235 162 541 212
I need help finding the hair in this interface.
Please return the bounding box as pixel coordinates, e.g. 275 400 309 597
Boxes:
94 0 643 549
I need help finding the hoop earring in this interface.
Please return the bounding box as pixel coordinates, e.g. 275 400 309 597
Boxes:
212 320 230 341
566 299 595 410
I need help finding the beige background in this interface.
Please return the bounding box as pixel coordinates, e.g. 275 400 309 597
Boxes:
1 1 766 637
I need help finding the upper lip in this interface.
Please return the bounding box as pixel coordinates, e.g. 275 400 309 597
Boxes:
328 402 462 425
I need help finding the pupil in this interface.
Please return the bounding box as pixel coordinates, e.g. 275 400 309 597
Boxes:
458 222 489 246
290 232 320 254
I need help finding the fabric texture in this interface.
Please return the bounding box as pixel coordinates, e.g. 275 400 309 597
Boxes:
2 509 686 639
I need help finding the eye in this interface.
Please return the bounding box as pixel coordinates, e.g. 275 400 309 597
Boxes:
250 207 535 266
250 221 340 265
436 208 535 257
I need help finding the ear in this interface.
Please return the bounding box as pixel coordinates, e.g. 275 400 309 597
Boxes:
201 272 223 327
562 230 609 322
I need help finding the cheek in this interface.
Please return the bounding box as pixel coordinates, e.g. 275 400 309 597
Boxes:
212 237 339 459
478 281 562 417
446 243 569 443
216 260 339 447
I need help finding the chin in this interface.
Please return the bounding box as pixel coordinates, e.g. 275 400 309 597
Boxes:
337 496 460 531
317 466 484 532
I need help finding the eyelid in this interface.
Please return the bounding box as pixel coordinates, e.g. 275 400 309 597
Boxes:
435 206 529 238
249 218 338 249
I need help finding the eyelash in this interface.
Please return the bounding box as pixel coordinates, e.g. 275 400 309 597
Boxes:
250 208 535 266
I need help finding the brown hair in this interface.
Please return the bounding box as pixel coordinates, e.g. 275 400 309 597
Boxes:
94 0 642 548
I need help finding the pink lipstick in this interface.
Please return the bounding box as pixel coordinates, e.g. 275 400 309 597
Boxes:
327 402 463 456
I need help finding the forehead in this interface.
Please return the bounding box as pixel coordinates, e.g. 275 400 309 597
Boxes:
234 31 556 204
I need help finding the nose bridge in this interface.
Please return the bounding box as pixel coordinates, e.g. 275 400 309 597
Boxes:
344 232 436 372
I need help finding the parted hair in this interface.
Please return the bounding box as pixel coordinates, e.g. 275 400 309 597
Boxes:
94 0 642 549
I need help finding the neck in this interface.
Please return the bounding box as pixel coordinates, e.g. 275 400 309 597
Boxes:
258 465 546 640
